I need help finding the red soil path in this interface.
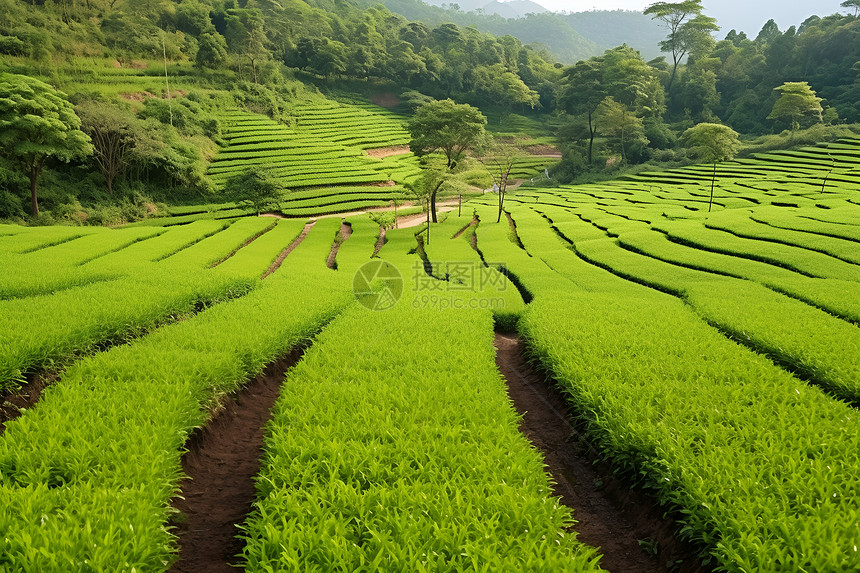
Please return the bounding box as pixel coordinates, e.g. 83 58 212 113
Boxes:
495 332 710 573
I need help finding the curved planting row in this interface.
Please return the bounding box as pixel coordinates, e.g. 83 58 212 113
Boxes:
468 203 860 571
240 302 602 572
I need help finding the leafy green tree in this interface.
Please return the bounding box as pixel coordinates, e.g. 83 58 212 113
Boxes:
681 122 740 211
596 96 648 164
477 139 516 223
558 59 605 164
176 0 214 36
767 81 823 130
0 73 91 216
224 6 269 83
644 1 718 92
196 32 228 69
224 166 288 215
842 0 860 16
76 101 139 196
755 19 782 44
559 46 664 165
408 99 486 222
474 64 539 118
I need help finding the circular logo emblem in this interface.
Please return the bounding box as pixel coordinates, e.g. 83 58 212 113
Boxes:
353 260 403 311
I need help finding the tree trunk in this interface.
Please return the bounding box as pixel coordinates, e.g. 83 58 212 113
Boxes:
29 162 42 217
668 63 679 94
587 110 595 165
620 109 627 164
430 180 443 223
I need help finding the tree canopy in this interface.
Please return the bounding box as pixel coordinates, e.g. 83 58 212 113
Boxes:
767 81 824 131
681 122 740 211
408 99 487 169
644 0 717 91
224 166 288 216
681 122 741 163
0 73 91 216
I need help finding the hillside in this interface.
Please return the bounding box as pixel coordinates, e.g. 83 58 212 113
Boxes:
0 0 857 227
1 132 859 570
381 0 664 61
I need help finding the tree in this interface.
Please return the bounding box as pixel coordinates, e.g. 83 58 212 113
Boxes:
224 166 288 216
76 101 139 196
644 1 718 93
842 0 860 16
559 59 605 165
196 32 228 69
408 99 486 222
478 140 516 223
767 82 823 131
473 64 539 119
0 73 91 216
224 7 269 83
681 122 740 212
596 97 647 164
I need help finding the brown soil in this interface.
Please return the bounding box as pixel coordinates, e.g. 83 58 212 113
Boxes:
451 216 478 240
169 348 305 573
367 179 398 187
365 145 411 159
325 221 353 269
0 370 60 434
260 222 315 279
119 91 155 102
525 144 563 158
494 333 710 573
370 92 400 108
397 201 461 229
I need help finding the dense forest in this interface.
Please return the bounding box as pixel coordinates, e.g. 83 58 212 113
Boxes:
0 0 858 223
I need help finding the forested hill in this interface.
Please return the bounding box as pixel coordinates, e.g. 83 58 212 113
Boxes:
0 0 858 225
358 0 665 62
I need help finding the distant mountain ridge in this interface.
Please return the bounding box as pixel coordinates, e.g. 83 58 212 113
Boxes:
364 0 665 63
478 0 548 18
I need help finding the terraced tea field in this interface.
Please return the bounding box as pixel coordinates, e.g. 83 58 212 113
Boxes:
1 137 858 572
206 98 421 218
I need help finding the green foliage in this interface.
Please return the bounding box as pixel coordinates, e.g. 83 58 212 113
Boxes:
680 122 740 163
408 98 487 168
195 32 228 69
223 166 288 216
240 304 600 571
843 0 860 16
0 73 92 216
596 96 648 163
768 81 824 131
76 101 139 196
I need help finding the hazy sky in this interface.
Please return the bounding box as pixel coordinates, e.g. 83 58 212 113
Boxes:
527 0 850 36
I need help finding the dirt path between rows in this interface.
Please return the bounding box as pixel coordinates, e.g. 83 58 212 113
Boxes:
325 221 353 269
365 145 411 158
397 201 461 229
494 333 709 573
261 222 315 279
168 348 305 573
0 370 59 434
